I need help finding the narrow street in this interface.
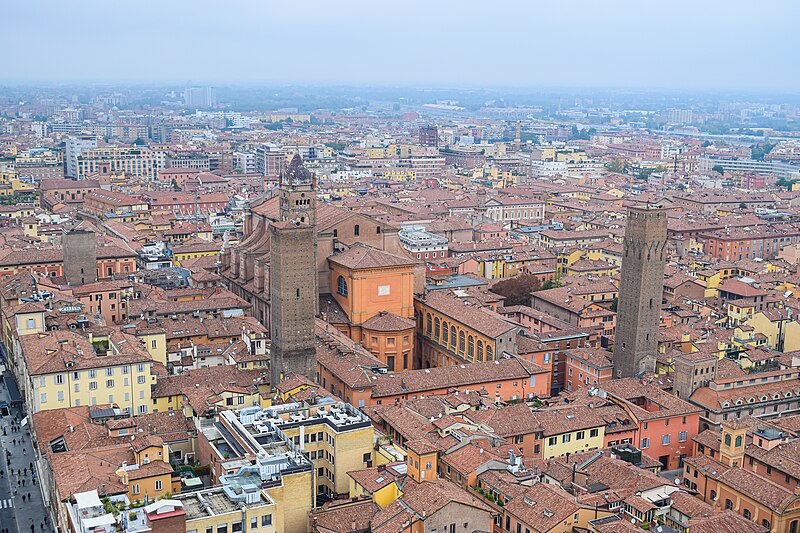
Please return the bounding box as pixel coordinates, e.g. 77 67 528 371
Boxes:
0 361 53 533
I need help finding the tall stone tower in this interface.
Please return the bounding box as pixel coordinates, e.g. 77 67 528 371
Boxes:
63 229 97 286
269 155 318 386
613 206 668 378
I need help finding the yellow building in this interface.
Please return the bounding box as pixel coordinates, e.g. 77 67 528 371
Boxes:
170 240 220 267
267 400 375 498
744 308 791 351
180 489 279 533
538 409 606 460
19 329 154 414
151 365 269 416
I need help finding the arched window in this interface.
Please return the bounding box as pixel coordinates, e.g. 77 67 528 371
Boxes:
442 322 449 344
459 331 465 354
486 345 493 360
477 340 484 362
710 490 717 501
762 520 770 530
468 336 475 358
743 509 751 520
450 326 457 348
735 435 743 447
725 499 733 510
724 434 732 446
434 317 440 340
337 276 348 296
788 520 797 533
426 313 432 335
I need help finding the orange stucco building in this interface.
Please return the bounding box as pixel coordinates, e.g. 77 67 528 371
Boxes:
325 244 416 371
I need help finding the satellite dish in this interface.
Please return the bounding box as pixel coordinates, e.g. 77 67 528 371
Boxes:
674 478 681 485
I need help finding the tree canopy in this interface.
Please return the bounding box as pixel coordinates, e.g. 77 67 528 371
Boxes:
491 274 543 307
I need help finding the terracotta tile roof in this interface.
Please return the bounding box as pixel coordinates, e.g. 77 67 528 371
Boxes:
441 442 504 474
683 454 800 512
563 347 614 369
688 376 800 412
464 404 541 438
600 378 703 421
347 462 406 494
329 243 415 270
311 499 379 533
20 330 151 376
503 483 583 531
372 478 492 531
370 357 546 399
361 311 415 332
687 511 768 533
152 365 268 413
417 289 518 339
50 444 132 501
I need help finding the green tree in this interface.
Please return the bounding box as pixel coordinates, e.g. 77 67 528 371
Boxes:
541 279 560 290
605 160 627 174
712 165 725 174
751 142 776 161
491 274 542 307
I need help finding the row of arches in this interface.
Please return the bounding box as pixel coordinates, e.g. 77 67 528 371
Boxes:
425 313 493 362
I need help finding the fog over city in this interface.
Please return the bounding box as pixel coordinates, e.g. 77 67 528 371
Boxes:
4 0 799 91
3 2 800 533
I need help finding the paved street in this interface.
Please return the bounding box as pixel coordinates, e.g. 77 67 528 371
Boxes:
0 363 52 533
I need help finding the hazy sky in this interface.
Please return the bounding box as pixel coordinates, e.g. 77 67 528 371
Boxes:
4 1 799 91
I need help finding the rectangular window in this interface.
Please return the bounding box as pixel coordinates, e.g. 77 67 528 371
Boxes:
590 429 599 438
641 438 650 449
155 480 162 490
137 376 146 384
55 374 64 385
132 484 140 495
106 379 114 388
89 382 98 390
576 431 585 440
662 434 671 446
562 434 571 443
548 437 557 446
40 393 47 404
378 285 390 296
679 431 688 442
262 515 272 527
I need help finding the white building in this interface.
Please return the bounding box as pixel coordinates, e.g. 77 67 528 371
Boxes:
399 226 449 260
65 135 98 178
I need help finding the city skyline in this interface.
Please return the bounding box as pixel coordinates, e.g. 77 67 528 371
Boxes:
4 0 799 91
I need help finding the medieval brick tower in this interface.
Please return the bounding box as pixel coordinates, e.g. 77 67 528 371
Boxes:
63 229 97 286
613 206 668 378
269 155 319 386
